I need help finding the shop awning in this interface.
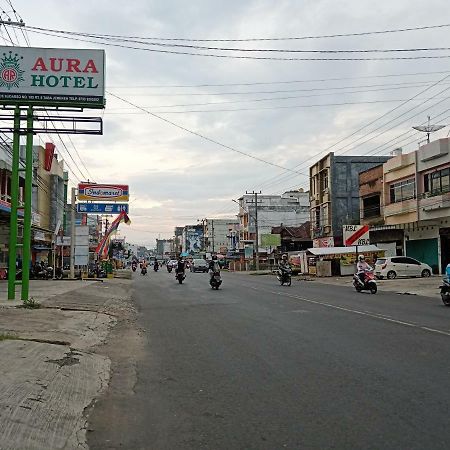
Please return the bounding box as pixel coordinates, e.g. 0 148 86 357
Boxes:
307 245 380 256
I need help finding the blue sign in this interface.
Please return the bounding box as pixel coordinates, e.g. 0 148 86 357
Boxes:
77 203 129 214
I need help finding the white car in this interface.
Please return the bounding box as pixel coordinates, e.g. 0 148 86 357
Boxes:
374 256 432 279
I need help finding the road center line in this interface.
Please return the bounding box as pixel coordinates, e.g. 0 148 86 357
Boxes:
248 286 450 337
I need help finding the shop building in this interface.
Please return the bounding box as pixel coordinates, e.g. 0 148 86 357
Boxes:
310 152 390 247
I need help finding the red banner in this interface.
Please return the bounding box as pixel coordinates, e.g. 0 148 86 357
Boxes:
44 143 55 171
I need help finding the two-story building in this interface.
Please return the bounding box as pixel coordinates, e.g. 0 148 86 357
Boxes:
360 140 450 272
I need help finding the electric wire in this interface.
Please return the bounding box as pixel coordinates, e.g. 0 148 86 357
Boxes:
20 22 450 42
15 26 450 62
106 90 304 176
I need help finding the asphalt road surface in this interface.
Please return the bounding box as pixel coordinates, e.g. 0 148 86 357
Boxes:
89 269 450 450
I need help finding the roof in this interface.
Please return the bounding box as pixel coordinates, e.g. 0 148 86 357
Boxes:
272 222 311 240
307 245 380 256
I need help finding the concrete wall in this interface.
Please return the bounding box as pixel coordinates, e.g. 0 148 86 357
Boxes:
331 155 390 238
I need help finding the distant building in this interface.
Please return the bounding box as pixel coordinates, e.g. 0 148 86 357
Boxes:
237 190 309 252
181 225 203 256
309 152 390 247
204 218 239 254
156 238 172 256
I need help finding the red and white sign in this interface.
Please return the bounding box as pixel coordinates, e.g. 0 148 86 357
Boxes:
343 225 370 246
313 237 335 248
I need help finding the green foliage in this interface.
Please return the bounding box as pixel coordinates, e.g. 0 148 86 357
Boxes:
22 297 41 309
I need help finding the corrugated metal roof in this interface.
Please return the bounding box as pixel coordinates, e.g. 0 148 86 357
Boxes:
308 245 380 256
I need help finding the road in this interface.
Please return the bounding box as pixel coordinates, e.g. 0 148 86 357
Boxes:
88 269 450 450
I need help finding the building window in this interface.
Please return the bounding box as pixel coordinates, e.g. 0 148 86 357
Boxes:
389 178 415 203
362 195 381 218
424 168 450 196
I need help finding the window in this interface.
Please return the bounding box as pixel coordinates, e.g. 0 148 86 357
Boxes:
424 168 450 196
362 195 381 218
404 257 420 265
389 178 416 203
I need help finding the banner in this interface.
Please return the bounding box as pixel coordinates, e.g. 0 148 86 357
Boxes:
78 183 129 201
0 46 105 108
77 203 129 214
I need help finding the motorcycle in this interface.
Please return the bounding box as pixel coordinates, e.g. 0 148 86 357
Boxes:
131 264 137 272
141 266 147 276
31 264 52 280
440 278 450 306
209 271 222 290
167 264 173 273
154 263 159 272
277 268 292 286
353 270 377 294
176 270 185 284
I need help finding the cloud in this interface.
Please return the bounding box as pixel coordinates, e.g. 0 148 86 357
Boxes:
13 0 450 245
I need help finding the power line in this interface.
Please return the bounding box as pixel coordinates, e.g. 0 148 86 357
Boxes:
15 26 450 61
21 22 450 42
107 79 450 98
255 73 450 190
106 90 304 175
106 70 450 89
22 26 450 54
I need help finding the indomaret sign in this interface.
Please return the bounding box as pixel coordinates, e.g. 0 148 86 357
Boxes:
0 46 105 108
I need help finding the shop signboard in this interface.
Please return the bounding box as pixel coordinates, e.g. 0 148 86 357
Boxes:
343 224 370 246
0 46 105 108
77 202 129 214
244 245 253 259
78 183 129 201
261 233 281 247
313 237 334 248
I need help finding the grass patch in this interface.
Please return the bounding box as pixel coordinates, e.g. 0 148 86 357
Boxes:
22 297 41 309
0 333 19 341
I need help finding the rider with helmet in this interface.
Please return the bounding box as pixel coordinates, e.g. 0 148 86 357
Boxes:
208 255 220 278
278 254 291 279
357 254 372 283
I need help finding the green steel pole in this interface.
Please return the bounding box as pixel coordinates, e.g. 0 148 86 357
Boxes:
7 107 21 300
21 107 33 301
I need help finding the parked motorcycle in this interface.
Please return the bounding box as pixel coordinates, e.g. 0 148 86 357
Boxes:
440 279 450 306
141 266 147 276
277 268 292 286
353 270 377 294
209 271 222 290
176 270 185 284
31 263 52 280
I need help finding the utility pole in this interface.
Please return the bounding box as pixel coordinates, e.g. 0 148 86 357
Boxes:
70 187 76 279
211 219 215 253
246 191 262 271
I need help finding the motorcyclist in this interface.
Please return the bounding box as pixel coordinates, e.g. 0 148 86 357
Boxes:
278 254 291 280
154 260 159 271
208 255 220 279
356 254 372 284
176 255 185 275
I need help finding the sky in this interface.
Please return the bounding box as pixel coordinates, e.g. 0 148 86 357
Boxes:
5 0 450 246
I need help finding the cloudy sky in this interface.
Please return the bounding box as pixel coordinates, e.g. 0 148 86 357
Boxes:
7 0 450 246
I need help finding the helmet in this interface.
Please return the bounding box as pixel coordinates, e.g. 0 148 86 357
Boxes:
282 254 288 260
358 254 365 261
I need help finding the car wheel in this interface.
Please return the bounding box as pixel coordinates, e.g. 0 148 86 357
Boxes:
387 270 397 280
421 269 431 278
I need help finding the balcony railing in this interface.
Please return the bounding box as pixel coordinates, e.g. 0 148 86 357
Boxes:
419 186 450 199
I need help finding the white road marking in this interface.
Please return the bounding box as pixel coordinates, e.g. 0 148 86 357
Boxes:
248 286 450 337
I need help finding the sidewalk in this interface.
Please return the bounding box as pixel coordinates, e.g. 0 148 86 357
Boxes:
0 278 134 450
